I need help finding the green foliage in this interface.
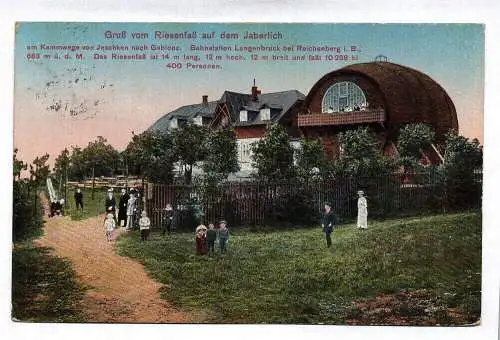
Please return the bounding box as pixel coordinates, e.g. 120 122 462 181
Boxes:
13 149 27 180
295 139 326 178
82 136 120 178
63 187 110 220
12 180 43 242
397 124 435 159
29 153 50 187
53 148 70 182
12 244 87 322
335 127 395 178
171 123 210 185
251 123 296 180
203 127 240 183
117 212 481 324
439 130 483 210
123 130 175 183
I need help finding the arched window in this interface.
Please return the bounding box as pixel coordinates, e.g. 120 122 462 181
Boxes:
321 81 367 113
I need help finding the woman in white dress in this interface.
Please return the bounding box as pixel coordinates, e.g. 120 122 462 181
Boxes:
357 190 368 229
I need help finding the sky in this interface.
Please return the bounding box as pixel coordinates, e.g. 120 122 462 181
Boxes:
13 23 484 165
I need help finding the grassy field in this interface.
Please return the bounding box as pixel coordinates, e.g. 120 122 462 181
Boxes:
12 243 87 322
62 188 109 221
116 212 481 325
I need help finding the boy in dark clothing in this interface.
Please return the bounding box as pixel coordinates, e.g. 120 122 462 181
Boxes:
321 202 336 248
206 223 217 253
74 188 84 211
161 204 174 235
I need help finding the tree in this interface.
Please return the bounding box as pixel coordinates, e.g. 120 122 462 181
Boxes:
203 127 240 184
295 139 326 179
123 130 175 183
81 136 120 178
439 130 482 210
396 123 435 174
13 150 44 242
171 123 209 185
13 148 27 180
251 123 295 181
337 126 394 178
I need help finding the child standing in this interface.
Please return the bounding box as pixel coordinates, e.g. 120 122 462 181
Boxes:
206 223 217 253
139 210 151 241
104 213 116 242
218 220 229 253
195 225 208 255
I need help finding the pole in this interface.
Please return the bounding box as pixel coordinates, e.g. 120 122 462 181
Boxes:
92 165 95 200
64 162 68 207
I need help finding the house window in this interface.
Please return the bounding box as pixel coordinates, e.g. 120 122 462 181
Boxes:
240 110 248 122
169 118 178 129
321 81 367 113
260 108 271 121
193 116 203 126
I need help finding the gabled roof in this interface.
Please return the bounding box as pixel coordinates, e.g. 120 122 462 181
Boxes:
218 90 305 127
149 101 217 133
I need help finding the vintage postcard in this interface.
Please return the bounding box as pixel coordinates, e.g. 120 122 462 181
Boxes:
12 22 484 329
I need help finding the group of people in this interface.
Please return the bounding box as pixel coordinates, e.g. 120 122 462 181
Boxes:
48 198 65 217
195 220 230 255
321 190 368 248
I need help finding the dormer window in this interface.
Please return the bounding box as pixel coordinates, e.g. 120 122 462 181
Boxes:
193 116 203 126
260 108 271 121
170 118 178 129
240 110 248 122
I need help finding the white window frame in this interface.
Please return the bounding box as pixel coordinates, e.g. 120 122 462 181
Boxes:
169 117 178 129
260 108 271 121
193 116 203 126
240 110 248 122
321 81 367 113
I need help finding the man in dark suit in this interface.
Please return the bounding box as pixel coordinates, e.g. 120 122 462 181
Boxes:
74 188 84 211
118 188 129 227
321 202 336 248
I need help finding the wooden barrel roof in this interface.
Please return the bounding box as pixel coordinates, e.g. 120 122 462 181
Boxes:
303 62 458 141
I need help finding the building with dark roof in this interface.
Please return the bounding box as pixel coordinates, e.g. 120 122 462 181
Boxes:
149 95 218 132
298 60 458 162
210 85 305 172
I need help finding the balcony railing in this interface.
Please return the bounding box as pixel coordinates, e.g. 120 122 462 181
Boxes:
297 109 385 127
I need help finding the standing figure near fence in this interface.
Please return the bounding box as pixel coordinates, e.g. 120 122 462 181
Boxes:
126 192 137 230
104 213 116 242
161 203 173 235
118 188 129 227
206 223 217 253
321 202 335 248
357 190 368 230
139 210 151 241
218 220 230 253
74 188 84 211
195 225 208 255
105 189 117 220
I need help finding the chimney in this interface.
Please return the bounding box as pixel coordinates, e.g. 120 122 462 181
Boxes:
202 95 208 106
251 79 261 101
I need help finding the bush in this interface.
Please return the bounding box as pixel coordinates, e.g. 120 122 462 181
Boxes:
13 181 44 242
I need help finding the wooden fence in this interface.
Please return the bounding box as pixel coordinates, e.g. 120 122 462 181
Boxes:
145 171 482 231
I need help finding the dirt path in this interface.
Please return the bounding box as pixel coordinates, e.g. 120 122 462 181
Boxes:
35 211 196 323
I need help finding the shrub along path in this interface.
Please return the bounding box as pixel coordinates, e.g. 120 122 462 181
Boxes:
35 209 195 323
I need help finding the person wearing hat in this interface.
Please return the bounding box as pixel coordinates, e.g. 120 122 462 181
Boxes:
126 191 137 230
104 213 116 242
118 188 130 227
218 220 230 253
195 224 208 254
139 210 151 241
105 188 117 221
321 202 335 248
357 190 368 230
